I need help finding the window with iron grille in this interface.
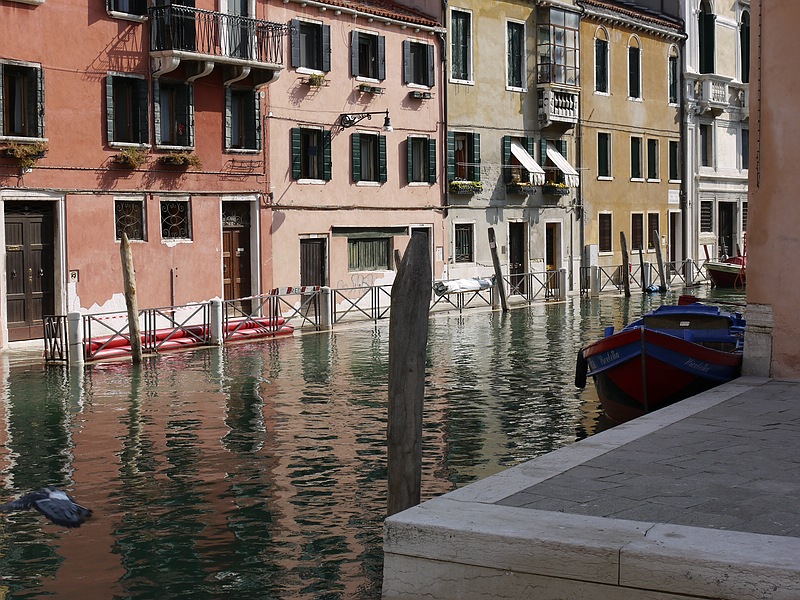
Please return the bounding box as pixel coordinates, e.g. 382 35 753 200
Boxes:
648 213 660 250
348 238 390 271
631 213 644 252
160 199 192 240
107 74 148 145
454 223 474 262
599 213 612 253
1 62 44 138
742 202 748 232
115 198 146 241
700 201 714 232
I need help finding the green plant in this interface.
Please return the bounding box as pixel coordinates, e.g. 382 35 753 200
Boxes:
2 141 48 169
114 147 148 168
158 152 202 168
307 73 326 87
449 180 483 195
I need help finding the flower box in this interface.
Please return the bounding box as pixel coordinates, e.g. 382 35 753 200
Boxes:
506 182 536 195
449 180 483 195
158 152 201 168
113 148 148 169
542 184 570 196
1 141 48 169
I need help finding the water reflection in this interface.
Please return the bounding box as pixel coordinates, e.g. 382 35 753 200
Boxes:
0 289 743 598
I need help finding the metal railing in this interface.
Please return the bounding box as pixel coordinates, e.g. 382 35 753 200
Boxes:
44 315 68 362
580 259 707 294
502 270 560 302
142 304 211 351
149 5 287 65
332 285 392 324
431 284 493 313
224 287 323 335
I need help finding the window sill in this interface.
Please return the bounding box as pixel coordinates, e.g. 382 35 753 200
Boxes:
0 135 48 144
630 178 645 183
161 238 193 246
449 78 475 86
7 0 45 5
356 181 381 187
110 142 150 150
668 179 682 184
597 176 613 181
627 96 643 103
598 251 614 257
647 178 661 183
296 67 325 76
594 90 610 97
406 82 433 90
225 148 260 155
356 76 382 85
107 10 147 22
408 181 431 187
297 178 327 185
506 85 527 93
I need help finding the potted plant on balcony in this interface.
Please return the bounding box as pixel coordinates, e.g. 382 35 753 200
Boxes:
113 147 149 169
158 151 202 169
1 141 48 170
542 181 570 196
506 173 536 195
306 73 327 88
449 179 483 195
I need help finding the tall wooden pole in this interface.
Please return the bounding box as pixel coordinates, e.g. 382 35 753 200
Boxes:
487 227 508 312
620 231 631 297
387 231 431 516
120 232 143 364
653 229 668 292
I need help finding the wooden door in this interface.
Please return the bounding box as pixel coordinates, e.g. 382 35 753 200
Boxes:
508 222 526 294
5 205 54 341
223 227 252 314
546 222 559 292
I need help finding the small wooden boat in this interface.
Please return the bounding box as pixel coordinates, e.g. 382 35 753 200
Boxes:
575 303 745 424
705 255 746 288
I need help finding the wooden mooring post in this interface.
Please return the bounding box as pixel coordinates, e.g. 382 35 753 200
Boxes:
120 232 143 364
488 227 508 312
387 231 431 516
620 231 631 298
653 229 668 292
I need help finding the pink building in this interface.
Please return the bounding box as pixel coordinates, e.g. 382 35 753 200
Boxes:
744 0 800 377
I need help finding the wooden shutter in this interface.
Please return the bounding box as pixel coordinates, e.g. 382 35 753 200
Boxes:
502 135 512 183
185 83 194 147
446 131 455 181
351 31 359 77
322 129 332 180
153 79 162 145
526 136 536 180
136 77 148 144
427 137 436 183
290 20 301 68
471 133 481 181
224 87 232 149
291 128 301 179
252 90 261 151
378 36 386 81
351 133 361 182
426 44 435 87
402 40 412 84
321 24 331 72
379 134 387 182
106 75 116 143
30 67 45 138
407 137 413 184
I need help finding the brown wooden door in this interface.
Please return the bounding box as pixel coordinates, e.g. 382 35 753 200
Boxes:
5 205 54 341
508 222 526 294
300 239 326 287
223 227 251 313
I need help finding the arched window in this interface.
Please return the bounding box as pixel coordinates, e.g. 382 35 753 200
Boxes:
740 10 750 83
628 36 641 99
699 1 715 74
595 27 609 93
668 46 679 104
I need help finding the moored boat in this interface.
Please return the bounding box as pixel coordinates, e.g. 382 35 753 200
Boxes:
575 303 745 424
705 255 746 288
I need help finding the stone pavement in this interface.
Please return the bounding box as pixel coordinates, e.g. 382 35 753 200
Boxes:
383 377 800 599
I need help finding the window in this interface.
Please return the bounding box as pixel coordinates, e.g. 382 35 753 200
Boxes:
160 199 192 240
292 128 331 181
291 19 331 72
540 138 570 185
597 132 611 178
351 132 386 183
595 29 609 93
454 223 474 262
108 0 146 16
628 38 641 99
699 1 715 74
226 88 260 151
699 123 712 167
504 136 536 183
404 41 435 87
448 131 480 181
115 198 146 241
408 136 436 184
630 136 643 179
647 213 660 250
647 139 659 180
668 46 679 104
599 213 612 253
742 202 748 232
451 9 472 81
352 31 385 80
155 79 193 147
1 62 44 138
740 11 750 83
106 74 148 145
631 213 644 251
537 7 580 85
669 140 680 181
348 238 391 271
741 127 749 170
700 201 714 233
507 21 525 89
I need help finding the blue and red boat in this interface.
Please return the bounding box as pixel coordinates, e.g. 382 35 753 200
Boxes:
575 303 745 424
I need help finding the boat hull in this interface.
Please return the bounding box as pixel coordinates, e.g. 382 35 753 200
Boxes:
582 327 742 424
706 259 746 288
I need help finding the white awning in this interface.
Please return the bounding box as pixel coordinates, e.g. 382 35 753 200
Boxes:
510 140 546 186
546 141 580 187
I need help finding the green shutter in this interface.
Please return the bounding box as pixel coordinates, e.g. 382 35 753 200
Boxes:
137 77 148 144
351 31 359 77
106 75 115 143
540 138 547 165
527 136 536 180
153 79 162 145
447 131 455 181
322 129 332 180
186 83 194 147
407 137 413 184
253 90 262 151
378 36 386 81
291 128 301 179
428 137 436 183
32 66 45 138
351 133 361 182
379 134 387 182
502 136 511 183
426 44 435 87
224 87 232 149
472 133 481 181
402 40 412 84
559 139 567 158
290 19 301 68
322 24 331 72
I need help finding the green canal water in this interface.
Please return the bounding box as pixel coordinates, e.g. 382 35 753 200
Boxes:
0 288 744 599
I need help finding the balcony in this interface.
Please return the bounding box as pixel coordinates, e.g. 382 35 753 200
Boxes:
149 5 287 83
693 74 733 115
538 86 579 128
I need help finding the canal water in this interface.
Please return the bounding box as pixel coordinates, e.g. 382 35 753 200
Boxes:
0 288 744 599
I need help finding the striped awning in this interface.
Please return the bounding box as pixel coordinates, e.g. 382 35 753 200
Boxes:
546 141 580 187
510 140 546 186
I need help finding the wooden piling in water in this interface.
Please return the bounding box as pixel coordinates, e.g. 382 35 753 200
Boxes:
387 231 431 516
653 229 668 292
488 228 508 312
120 232 143 364
620 231 631 298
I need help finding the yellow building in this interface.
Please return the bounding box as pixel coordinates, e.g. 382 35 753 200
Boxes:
578 0 684 282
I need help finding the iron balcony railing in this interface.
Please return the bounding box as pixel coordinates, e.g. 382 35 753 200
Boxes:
149 5 287 66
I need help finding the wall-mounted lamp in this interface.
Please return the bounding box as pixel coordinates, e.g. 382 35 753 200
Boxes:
338 110 393 132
